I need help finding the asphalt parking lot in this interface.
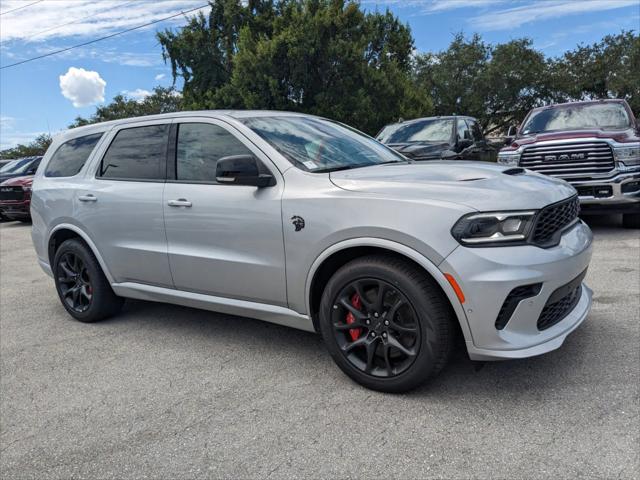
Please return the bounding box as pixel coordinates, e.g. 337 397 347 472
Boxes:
1 217 638 479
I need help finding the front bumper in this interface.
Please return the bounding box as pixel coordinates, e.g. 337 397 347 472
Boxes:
0 199 31 219
567 171 640 213
441 220 593 361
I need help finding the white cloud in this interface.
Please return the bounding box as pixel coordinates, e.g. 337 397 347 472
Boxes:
155 73 166 81
471 0 639 31
361 0 504 13
59 67 106 107
0 1 211 43
122 88 152 101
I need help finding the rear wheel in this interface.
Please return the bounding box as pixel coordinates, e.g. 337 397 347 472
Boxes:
318 255 456 392
53 239 123 322
622 213 640 229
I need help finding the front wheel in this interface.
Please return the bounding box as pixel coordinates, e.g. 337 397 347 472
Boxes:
318 255 456 393
622 212 640 229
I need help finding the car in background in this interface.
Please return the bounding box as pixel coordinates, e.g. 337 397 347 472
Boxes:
0 156 42 183
499 99 639 228
377 116 498 162
0 159 14 169
0 175 34 222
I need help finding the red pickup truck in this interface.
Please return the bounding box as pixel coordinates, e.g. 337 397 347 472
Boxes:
498 99 639 228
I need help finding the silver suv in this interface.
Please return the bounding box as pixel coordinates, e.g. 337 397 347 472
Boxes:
31 111 593 392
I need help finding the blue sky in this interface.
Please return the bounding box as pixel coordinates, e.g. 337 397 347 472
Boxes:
1 0 638 149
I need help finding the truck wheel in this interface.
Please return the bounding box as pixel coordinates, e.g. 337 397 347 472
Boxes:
318 255 456 393
53 239 124 322
622 213 640 229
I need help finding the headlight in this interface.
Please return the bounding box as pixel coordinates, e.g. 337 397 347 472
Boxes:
497 151 520 166
451 211 536 246
613 145 640 167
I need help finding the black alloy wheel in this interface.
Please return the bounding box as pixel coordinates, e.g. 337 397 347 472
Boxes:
53 238 124 322
319 255 456 392
331 278 420 378
57 252 93 313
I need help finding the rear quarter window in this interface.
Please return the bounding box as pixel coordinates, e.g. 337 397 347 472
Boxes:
44 133 104 177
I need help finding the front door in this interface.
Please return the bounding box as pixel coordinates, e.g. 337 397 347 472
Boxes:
163 120 287 306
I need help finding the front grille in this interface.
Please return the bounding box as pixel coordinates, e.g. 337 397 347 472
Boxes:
537 269 587 331
531 195 580 247
0 186 24 201
520 141 614 179
537 285 582 330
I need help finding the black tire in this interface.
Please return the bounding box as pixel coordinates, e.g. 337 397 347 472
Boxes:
622 213 640 229
53 238 124 322
318 255 456 393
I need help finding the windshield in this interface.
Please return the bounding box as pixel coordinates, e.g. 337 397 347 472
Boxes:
3 157 40 175
521 103 631 134
241 116 405 173
377 119 454 144
0 157 40 174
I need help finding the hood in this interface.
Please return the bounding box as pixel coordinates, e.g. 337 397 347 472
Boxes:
329 162 576 211
514 127 639 146
387 142 451 160
0 175 34 187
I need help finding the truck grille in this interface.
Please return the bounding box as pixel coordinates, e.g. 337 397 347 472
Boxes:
0 186 24 201
531 195 580 247
520 141 614 179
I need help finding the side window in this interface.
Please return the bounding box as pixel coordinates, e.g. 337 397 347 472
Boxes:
176 123 255 183
44 133 103 177
99 124 168 180
468 120 484 142
456 118 471 141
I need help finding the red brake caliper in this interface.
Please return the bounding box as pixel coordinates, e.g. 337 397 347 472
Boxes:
345 293 362 341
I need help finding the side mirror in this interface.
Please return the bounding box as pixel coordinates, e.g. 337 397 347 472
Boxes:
506 125 517 137
216 154 275 187
504 137 514 146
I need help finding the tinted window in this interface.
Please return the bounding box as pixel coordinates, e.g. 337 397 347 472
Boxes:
100 125 168 180
176 123 253 182
457 119 471 141
45 133 103 177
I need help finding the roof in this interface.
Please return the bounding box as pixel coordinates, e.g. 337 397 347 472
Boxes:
385 115 477 128
529 99 627 113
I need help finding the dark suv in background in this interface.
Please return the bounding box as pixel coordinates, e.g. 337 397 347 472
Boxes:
377 116 498 162
499 99 639 228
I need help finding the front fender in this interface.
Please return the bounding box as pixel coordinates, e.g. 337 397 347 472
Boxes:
302 237 471 344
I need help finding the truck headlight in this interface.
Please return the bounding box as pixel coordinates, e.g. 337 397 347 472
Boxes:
497 152 520 166
451 211 536 246
613 145 640 167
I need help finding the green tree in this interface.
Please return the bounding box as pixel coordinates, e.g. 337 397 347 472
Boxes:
69 86 183 128
0 133 52 160
414 34 551 134
550 31 640 113
158 0 431 134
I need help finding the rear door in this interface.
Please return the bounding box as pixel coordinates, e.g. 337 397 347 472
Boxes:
75 120 173 287
163 118 287 306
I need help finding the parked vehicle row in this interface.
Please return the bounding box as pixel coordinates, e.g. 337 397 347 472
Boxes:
31 110 594 392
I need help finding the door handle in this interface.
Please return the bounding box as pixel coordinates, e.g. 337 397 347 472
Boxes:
78 194 97 202
167 199 192 207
